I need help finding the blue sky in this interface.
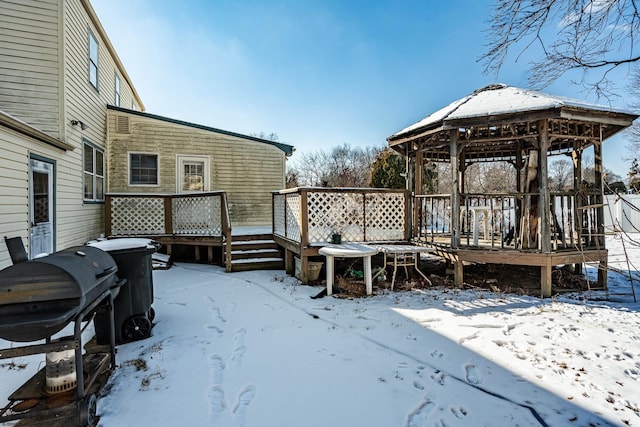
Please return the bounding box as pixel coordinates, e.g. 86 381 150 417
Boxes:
91 0 637 178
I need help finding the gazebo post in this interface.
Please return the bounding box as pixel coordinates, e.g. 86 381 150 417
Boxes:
450 130 463 286
594 131 608 289
538 120 552 297
572 143 583 275
414 149 424 240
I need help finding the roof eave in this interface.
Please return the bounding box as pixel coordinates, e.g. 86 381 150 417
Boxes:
107 105 295 156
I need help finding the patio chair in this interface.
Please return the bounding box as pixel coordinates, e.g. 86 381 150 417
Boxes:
4 236 28 264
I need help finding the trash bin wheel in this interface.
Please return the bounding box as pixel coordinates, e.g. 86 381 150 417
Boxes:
122 315 152 341
148 306 155 322
79 393 97 427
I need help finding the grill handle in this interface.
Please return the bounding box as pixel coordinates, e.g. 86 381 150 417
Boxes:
96 265 117 279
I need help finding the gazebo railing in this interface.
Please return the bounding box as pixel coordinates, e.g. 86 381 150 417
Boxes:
105 191 231 240
415 191 603 250
272 187 410 246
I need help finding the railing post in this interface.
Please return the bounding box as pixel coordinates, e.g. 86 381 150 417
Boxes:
164 196 173 234
221 193 232 272
300 189 309 247
104 195 112 237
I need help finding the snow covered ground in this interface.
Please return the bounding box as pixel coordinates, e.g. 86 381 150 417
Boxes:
1 235 639 426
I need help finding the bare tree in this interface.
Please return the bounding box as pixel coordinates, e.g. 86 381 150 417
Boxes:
250 131 280 142
481 0 640 99
288 144 383 187
549 158 572 191
465 162 516 193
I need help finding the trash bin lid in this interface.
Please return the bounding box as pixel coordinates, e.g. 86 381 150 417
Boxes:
87 238 157 253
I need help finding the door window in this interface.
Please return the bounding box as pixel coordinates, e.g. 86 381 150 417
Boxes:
177 155 209 192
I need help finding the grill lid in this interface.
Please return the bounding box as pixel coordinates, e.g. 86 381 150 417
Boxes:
0 246 118 342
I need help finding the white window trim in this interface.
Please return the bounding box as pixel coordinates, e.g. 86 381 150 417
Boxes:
83 140 105 202
176 154 210 193
128 152 160 187
88 30 99 90
114 73 121 106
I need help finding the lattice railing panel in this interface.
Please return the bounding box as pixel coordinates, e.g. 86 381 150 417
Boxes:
285 193 301 242
307 192 365 243
273 194 285 237
111 197 165 235
173 196 222 236
365 193 405 241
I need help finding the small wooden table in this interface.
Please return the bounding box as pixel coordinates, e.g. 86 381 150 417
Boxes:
318 243 378 296
373 244 435 289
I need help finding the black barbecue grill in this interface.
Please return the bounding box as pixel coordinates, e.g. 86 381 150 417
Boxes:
0 244 123 426
0 246 119 342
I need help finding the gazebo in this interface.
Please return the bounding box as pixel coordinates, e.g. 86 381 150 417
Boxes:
387 84 638 296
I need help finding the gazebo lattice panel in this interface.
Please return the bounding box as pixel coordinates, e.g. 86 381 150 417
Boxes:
110 197 165 235
172 196 222 235
365 193 405 241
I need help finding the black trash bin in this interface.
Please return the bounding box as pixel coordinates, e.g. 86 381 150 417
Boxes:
90 238 157 344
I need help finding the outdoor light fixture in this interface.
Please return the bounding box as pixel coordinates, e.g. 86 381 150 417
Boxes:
70 119 89 130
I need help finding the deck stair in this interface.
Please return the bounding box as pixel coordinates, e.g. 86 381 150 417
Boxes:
227 233 284 272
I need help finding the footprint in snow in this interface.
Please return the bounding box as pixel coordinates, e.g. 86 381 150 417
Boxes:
450 406 468 419
430 349 443 359
430 371 445 386
464 363 481 385
208 385 227 420
624 368 639 380
209 354 226 385
233 328 246 344
406 399 435 427
230 328 247 365
231 346 247 365
210 307 227 324
413 380 425 391
233 385 256 427
205 325 224 335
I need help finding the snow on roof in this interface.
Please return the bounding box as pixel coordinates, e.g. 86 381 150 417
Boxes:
390 84 634 138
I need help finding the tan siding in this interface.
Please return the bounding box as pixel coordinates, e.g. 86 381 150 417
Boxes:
107 111 287 226
0 0 61 137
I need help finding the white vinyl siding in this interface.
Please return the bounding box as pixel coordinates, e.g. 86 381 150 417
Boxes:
0 0 61 137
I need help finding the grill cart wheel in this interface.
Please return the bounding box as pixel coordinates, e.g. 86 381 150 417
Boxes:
122 315 151 341
79 393 97 427
148 306 155 322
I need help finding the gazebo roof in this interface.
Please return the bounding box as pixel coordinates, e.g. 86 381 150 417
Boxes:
387 84 638 160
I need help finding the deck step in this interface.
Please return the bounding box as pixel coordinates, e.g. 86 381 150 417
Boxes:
230 258 284 272
226 233 283 272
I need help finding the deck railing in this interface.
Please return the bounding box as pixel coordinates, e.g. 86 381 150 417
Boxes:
105 191 231 241
272 187 410 246
415 191 603 251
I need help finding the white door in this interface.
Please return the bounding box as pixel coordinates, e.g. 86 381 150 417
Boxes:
29 158 54 258
176 155 210 192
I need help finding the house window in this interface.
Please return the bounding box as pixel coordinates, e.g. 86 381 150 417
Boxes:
114 74 121 106
88 31 99 89
177 155 209 192
83 141 104 202
131 100 137 110
130 153 159 185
